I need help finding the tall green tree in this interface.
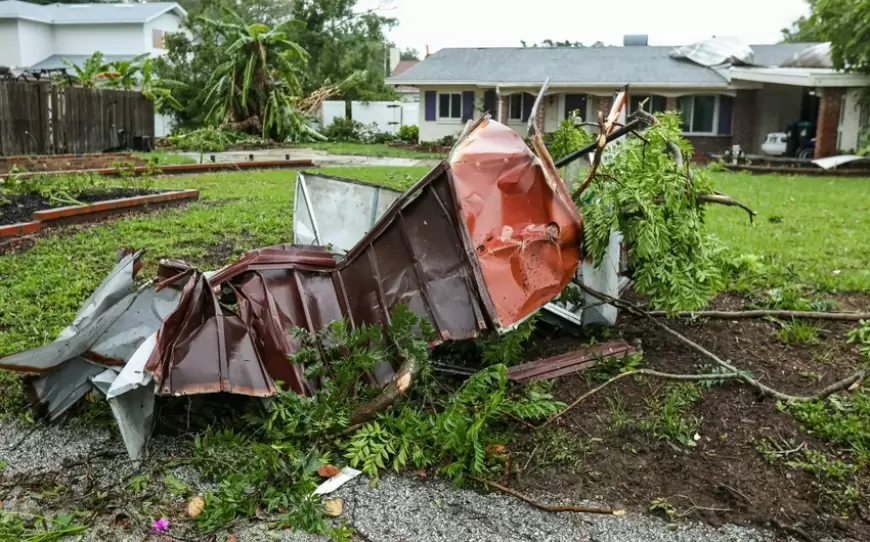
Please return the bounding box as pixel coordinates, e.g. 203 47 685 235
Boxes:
286 0 399 100
781 0 870 73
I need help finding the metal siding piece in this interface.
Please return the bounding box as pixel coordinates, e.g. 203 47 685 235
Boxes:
450 119 583 330
506 340 637 383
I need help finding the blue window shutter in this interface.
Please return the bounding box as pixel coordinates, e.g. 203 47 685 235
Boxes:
462 91 475 121
424 91 436 121
718 95 734 135
521 92 534 122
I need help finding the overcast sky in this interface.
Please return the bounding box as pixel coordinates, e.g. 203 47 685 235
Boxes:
360 0 811 54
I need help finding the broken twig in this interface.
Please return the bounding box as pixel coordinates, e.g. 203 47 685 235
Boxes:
579 285 869 403
536 369 743 429
469 476 621 515
697 193 757 223
647 309 870 321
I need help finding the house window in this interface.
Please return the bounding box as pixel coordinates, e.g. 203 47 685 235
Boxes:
438 93 462 119
509 94 525 120
152 29 165 49
678 95 717 134
629 95 667 114
564 94 587 120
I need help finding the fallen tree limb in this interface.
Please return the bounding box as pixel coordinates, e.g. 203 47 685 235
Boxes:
647 309 870 321
579 285 868 403
469 475 621 515
348 354 417 426
536 369 743 429
697 193 757 223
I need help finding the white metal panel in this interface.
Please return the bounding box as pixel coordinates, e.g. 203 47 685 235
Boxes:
321 100 346 129
351 100 406 133
293 172 401 255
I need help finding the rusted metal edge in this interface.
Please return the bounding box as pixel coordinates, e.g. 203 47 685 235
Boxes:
506 339 637 383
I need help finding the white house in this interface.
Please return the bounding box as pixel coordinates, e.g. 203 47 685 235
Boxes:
0 0 188 136
386 38 870 158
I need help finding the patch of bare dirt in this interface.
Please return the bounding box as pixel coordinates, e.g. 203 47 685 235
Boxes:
512 292 870 541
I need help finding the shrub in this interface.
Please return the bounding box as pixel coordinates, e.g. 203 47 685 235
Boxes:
398 124 419 144
323 117 365 142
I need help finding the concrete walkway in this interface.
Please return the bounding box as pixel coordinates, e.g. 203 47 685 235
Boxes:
180 148 440 168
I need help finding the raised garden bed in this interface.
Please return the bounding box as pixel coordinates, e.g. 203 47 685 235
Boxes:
0 159 314 180
0 152 148 175
0 188 199 243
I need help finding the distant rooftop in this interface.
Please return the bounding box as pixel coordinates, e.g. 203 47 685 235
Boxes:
386 43 822 87
0 0 185 24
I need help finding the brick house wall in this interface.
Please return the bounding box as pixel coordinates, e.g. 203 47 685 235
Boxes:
732 90 757 152
815 87 844 158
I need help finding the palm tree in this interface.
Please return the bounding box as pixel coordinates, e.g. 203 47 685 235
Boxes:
200 8 310 140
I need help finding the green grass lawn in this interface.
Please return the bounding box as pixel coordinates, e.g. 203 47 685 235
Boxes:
708 171 870 291
0 165 867 413
134 151 197 166
299 142 443 159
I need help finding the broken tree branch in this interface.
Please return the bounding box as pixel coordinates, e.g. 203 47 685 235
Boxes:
579 285 869 403
348 353 417 426
646 309 870 321
697 193 757 223
572 110 606 200
469 476 621 515
536 369 743 429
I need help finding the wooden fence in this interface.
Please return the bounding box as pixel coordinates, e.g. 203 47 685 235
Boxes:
0 81 154 156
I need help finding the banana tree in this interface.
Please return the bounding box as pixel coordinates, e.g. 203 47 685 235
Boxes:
101 53 150 90
58 51 112 88
200 8 315 141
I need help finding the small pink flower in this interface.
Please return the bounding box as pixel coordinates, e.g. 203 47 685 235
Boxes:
150 517 170 534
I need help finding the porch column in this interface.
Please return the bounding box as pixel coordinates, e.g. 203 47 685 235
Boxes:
815 88 844 158
498 95 508 124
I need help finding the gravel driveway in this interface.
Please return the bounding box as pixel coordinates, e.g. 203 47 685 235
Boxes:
0 419 809 542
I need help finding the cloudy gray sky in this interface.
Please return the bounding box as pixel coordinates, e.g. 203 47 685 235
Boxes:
361 0 811 54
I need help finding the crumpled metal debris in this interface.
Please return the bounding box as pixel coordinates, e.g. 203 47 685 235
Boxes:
1 111 632 461
670 37 755 67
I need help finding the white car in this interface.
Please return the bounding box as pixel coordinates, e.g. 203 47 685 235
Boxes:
761 132 788 156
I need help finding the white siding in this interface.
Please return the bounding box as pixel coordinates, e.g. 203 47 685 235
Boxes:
838 88 863 152
418 86 477 143
144 12 184 57
17 20 54 67
0 20 22 68
53 23 145 56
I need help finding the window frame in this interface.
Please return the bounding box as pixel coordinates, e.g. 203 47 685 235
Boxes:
678 94 720 135
437 92 463 121
508 93 525 121
629 94 667 115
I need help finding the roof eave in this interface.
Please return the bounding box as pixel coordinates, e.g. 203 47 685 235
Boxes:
387 80 739 90
0 14 53 24
730 67 870 87
144 4 188 23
